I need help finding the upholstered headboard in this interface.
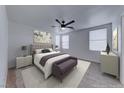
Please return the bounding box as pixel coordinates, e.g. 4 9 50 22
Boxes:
30 43 53 55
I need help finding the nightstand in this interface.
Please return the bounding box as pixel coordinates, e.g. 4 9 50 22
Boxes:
16 55 32 68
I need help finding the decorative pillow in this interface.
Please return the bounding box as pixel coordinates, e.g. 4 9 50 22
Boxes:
42 49 51 53
35 49 43 54
48 48 53 52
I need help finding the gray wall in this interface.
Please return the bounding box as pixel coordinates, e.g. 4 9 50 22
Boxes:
59 23 112 63
0 6 8 87
8 21 54 68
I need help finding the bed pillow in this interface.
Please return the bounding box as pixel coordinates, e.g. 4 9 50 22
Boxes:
48 48 53 52
42 49 51 53
35 49 43 54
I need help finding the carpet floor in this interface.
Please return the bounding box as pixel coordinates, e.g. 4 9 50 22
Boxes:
7 62 124 88
21 60 90 88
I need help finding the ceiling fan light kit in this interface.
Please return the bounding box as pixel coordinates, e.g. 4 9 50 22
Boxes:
61 27 66 30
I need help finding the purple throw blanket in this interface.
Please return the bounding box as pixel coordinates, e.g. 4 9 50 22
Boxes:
40 53 66 66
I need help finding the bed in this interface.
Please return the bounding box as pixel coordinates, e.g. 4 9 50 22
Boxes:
31 43 71 79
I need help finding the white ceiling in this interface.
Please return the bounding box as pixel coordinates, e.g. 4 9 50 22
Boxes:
6 5 124 31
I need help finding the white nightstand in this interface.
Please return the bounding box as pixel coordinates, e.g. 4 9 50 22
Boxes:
16 55 32 68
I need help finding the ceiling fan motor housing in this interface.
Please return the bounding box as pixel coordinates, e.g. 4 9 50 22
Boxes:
61 20 65 27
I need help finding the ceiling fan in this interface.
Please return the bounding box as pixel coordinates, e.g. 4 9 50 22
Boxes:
52 19 75 30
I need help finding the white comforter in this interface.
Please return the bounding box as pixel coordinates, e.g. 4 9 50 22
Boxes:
34 51 70 79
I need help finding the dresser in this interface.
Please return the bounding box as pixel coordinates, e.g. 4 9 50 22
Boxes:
100 52 119 78
16 55 32 68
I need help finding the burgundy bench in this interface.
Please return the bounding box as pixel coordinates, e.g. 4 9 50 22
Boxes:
52 56 77 82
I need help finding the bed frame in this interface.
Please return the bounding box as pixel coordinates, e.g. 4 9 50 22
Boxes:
30 43 53 63
30 43 53 79
30 43 53 53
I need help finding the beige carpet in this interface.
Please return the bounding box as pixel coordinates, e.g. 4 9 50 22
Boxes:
22 60 90 88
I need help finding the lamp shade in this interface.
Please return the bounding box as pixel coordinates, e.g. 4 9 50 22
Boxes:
21 46 27 51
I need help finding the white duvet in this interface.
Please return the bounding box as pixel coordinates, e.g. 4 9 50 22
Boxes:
34 51 70 79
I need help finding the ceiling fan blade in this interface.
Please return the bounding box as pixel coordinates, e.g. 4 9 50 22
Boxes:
51 26 57 27
55 19 62 25
66 26 74 29
51 26 60 28
65 20 75 26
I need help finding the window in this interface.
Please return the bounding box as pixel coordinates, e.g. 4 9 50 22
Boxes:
55 35 60 49
62 35 69 49
89 29 107 51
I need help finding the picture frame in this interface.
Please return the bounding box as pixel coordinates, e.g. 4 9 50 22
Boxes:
33 30 52 43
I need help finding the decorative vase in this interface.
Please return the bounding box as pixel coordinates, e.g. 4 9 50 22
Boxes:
106 43 110 55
